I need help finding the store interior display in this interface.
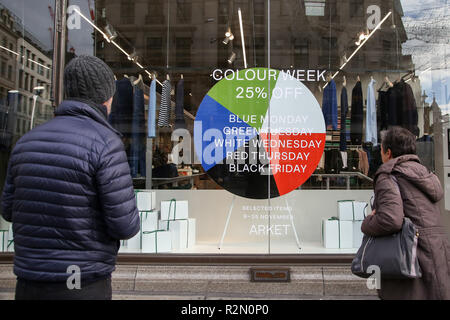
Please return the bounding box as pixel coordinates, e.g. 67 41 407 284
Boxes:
121 192 196 253
322 200 366 249
0 0 445 256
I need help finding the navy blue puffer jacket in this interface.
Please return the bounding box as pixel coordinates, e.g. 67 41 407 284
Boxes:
1 99 140 283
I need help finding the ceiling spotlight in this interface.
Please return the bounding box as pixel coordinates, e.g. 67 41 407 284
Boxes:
104 23 117 42
223 28 234 44
227 52 236 64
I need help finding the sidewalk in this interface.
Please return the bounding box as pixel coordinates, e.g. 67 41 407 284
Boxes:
0 264 379 300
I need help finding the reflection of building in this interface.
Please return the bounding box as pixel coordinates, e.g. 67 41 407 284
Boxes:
15 37 52 137
0 4 53 145
0 5 18 102
94 0 415 113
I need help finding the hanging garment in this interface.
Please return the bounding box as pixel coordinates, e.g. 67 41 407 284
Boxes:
174 79 186 130
158 79 172 127
109 78 133 140
386 86 398 127
402 81 419 136
361 149 369 176
340 151 348 169
339 86 348 151
148 79 157 138
322 79 338 130
350 81 363 145
130 86 146 177
365 78 377 146
318 153 325 169
324 149 343 174
378 90 388 131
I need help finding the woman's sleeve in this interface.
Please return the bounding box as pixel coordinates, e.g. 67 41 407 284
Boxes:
361 174 404 236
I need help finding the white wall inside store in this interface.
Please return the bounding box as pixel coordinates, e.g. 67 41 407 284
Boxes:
154 189 374 248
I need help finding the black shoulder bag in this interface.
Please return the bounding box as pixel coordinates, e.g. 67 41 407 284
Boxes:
351 176 422 279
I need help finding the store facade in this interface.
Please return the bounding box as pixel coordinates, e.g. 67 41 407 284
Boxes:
0 0 449 264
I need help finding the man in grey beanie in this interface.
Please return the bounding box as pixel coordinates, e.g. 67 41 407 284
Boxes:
1 55 140 300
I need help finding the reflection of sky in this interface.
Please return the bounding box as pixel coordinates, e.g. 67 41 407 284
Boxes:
0 0 54 50
0 0 93 55
401 0 450 113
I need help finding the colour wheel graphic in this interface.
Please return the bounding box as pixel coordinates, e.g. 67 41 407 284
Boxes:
194 68 326 199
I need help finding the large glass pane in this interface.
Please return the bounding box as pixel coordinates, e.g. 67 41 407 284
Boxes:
269 0 449 253
65 0 275 254
0 0 54 248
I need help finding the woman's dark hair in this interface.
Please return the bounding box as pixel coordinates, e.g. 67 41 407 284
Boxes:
380 126 416 158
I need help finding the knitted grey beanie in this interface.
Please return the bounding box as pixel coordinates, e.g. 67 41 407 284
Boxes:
64 55 116 104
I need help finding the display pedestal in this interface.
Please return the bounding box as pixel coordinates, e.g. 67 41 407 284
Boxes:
218 196 302 252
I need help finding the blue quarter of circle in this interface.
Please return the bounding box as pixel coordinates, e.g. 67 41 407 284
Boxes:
194 95 258 172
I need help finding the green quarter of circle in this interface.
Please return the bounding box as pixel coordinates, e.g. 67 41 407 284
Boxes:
207 68 280 130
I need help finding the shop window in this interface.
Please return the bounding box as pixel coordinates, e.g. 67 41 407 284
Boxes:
7 64 11 80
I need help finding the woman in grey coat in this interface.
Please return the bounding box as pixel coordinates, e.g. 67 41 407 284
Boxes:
361 126 450 300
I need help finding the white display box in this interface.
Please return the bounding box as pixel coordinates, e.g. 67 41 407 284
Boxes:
187 218 196 248
141 211 158 232
7 224 13 252
353 221 364 248
337 201 354 221
158 219 188 250
119 240 127 252
160 200 189 220
322 219 339 249
339 221 353 249
126 211 158 250
141 231 172 253
135 190 156 211
353 201 368 221
0 230 8 252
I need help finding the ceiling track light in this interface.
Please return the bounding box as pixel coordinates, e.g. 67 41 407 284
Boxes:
223 27 234 45
128 51 138 63
228 52 237 64
74 8 164 86
323 11 392 89
104 23 118 42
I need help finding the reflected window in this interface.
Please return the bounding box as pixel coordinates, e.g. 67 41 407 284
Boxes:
121 0 134 25
176 0 192 24
305 0 325 16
